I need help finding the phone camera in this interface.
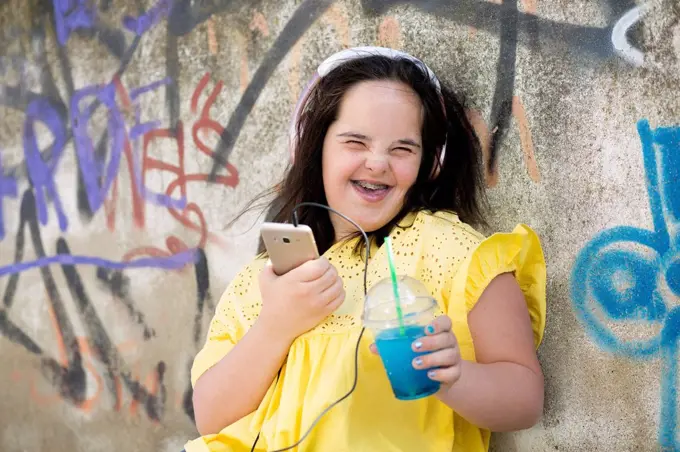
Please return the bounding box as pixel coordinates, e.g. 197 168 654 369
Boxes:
283 237 290 244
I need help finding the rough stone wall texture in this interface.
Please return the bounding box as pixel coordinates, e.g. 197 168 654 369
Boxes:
0 0 678 451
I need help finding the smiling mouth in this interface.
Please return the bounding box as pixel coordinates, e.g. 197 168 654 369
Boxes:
351 180 391 191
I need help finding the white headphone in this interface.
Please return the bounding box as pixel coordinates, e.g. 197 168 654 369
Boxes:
288 46 447 175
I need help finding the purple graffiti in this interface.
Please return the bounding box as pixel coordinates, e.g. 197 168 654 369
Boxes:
0 157 19 240
0 249 197 278
23 98 69 232
70 83 126 215
129 77 187 210
123 0 173 36
71 77 185 218
53 0 96 46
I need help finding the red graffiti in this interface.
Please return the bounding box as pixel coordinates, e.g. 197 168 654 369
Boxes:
102 77 151 230
110 73 239 261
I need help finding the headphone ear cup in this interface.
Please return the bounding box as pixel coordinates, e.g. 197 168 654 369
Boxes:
429 144 446 179
289 73 321 165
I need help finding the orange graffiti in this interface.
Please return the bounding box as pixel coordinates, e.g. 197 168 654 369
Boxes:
288 40 303 106
467 108 497 187
323 4 350 49
521 0 537 14
24 335 169 418
249 10 270 37
466 96 540 187
29 317 103 413
512 95 540 182
206 17 218 55
128 364 162 422
377 16 402 49
235 31 249 93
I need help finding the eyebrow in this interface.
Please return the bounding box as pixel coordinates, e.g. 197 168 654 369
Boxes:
396 138 421 148
336 132 421 148
337 132 370 140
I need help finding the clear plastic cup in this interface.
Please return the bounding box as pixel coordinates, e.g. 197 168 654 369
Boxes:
362 276 441 400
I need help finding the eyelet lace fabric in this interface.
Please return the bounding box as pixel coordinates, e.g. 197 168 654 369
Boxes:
186 210 547 452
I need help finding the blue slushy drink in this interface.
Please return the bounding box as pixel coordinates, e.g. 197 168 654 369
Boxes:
375 324 440 400
363 276 440 401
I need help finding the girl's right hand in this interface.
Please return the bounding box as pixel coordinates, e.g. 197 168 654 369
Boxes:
257 257 345 342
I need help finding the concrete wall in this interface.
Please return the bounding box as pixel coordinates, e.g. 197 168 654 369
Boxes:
1 0 678 450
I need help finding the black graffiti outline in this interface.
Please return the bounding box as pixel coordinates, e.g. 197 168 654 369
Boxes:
0 188 213 421
487 0 519 176
0 1 215 422
1 190 167 417
182 247 214 422
2 0 145 182
198 0 648 179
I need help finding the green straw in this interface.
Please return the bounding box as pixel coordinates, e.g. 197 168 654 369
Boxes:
384 236 406 336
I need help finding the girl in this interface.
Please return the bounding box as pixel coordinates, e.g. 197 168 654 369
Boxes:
184 47 546 452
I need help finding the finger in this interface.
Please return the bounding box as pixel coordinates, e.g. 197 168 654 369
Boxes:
319 276 344 305
325 284 345 311
369 343 379 355
425 365 461 384
310 264 339 295
412 348 460 370
292 257 331 282
425 315 453 336
259 260 277 281
412 332 458 352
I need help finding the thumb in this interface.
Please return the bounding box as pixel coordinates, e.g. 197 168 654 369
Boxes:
260 259 278 281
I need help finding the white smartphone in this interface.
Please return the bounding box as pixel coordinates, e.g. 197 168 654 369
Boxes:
260 222 320 275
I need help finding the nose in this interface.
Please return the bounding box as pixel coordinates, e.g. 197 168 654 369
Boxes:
365 153 389 173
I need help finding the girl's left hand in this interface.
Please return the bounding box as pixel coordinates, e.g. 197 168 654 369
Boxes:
369 315 463 388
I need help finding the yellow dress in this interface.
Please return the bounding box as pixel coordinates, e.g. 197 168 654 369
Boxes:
184 210 546 452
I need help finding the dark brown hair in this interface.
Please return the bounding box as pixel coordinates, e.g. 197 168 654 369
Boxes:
233 55 487 255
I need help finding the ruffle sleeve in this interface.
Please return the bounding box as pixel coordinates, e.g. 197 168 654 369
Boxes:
449 224 546 348
190 260 264 387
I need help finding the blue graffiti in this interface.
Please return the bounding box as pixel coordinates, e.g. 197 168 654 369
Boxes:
0 157 18 240
23 98 70 232
571 119 680 449
17 77 188 235
71 82 126 215
53 0 97 46
70 77 185 214
123 0 173 36
0 249 197 277
128 77 186 210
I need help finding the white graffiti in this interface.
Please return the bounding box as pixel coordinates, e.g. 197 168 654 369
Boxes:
611 5 649 67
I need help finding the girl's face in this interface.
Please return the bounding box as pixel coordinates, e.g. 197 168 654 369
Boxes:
322 80 423 240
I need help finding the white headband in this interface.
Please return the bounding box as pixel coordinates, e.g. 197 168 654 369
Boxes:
317 46 442 93
289 46 446 172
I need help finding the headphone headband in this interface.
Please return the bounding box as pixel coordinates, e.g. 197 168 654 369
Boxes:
317 46 442 92
289 46 446 175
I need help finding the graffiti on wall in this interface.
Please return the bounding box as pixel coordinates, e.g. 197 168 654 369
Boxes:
0 0 234 423
571 120 680 449
2 0 652 194
0 0 661 428
190 0 651 187
124 0 650 188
